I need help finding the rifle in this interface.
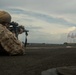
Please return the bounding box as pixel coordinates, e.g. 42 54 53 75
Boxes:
9 21 29 47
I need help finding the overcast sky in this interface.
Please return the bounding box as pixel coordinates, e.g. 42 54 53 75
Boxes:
1 0 76 44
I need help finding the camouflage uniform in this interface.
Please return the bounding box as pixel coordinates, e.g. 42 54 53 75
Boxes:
0 11 25 55
0 24 25 55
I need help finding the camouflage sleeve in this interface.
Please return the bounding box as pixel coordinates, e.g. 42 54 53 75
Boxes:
0 25 25 55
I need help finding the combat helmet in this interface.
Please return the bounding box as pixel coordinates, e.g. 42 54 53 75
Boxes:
0 11 11 23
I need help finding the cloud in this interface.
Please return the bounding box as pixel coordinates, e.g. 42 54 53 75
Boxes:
6 8 76 27
3 8 75 44
1 0 76 14
1 0 76 43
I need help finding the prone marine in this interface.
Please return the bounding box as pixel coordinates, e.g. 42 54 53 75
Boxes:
0 10 25 55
